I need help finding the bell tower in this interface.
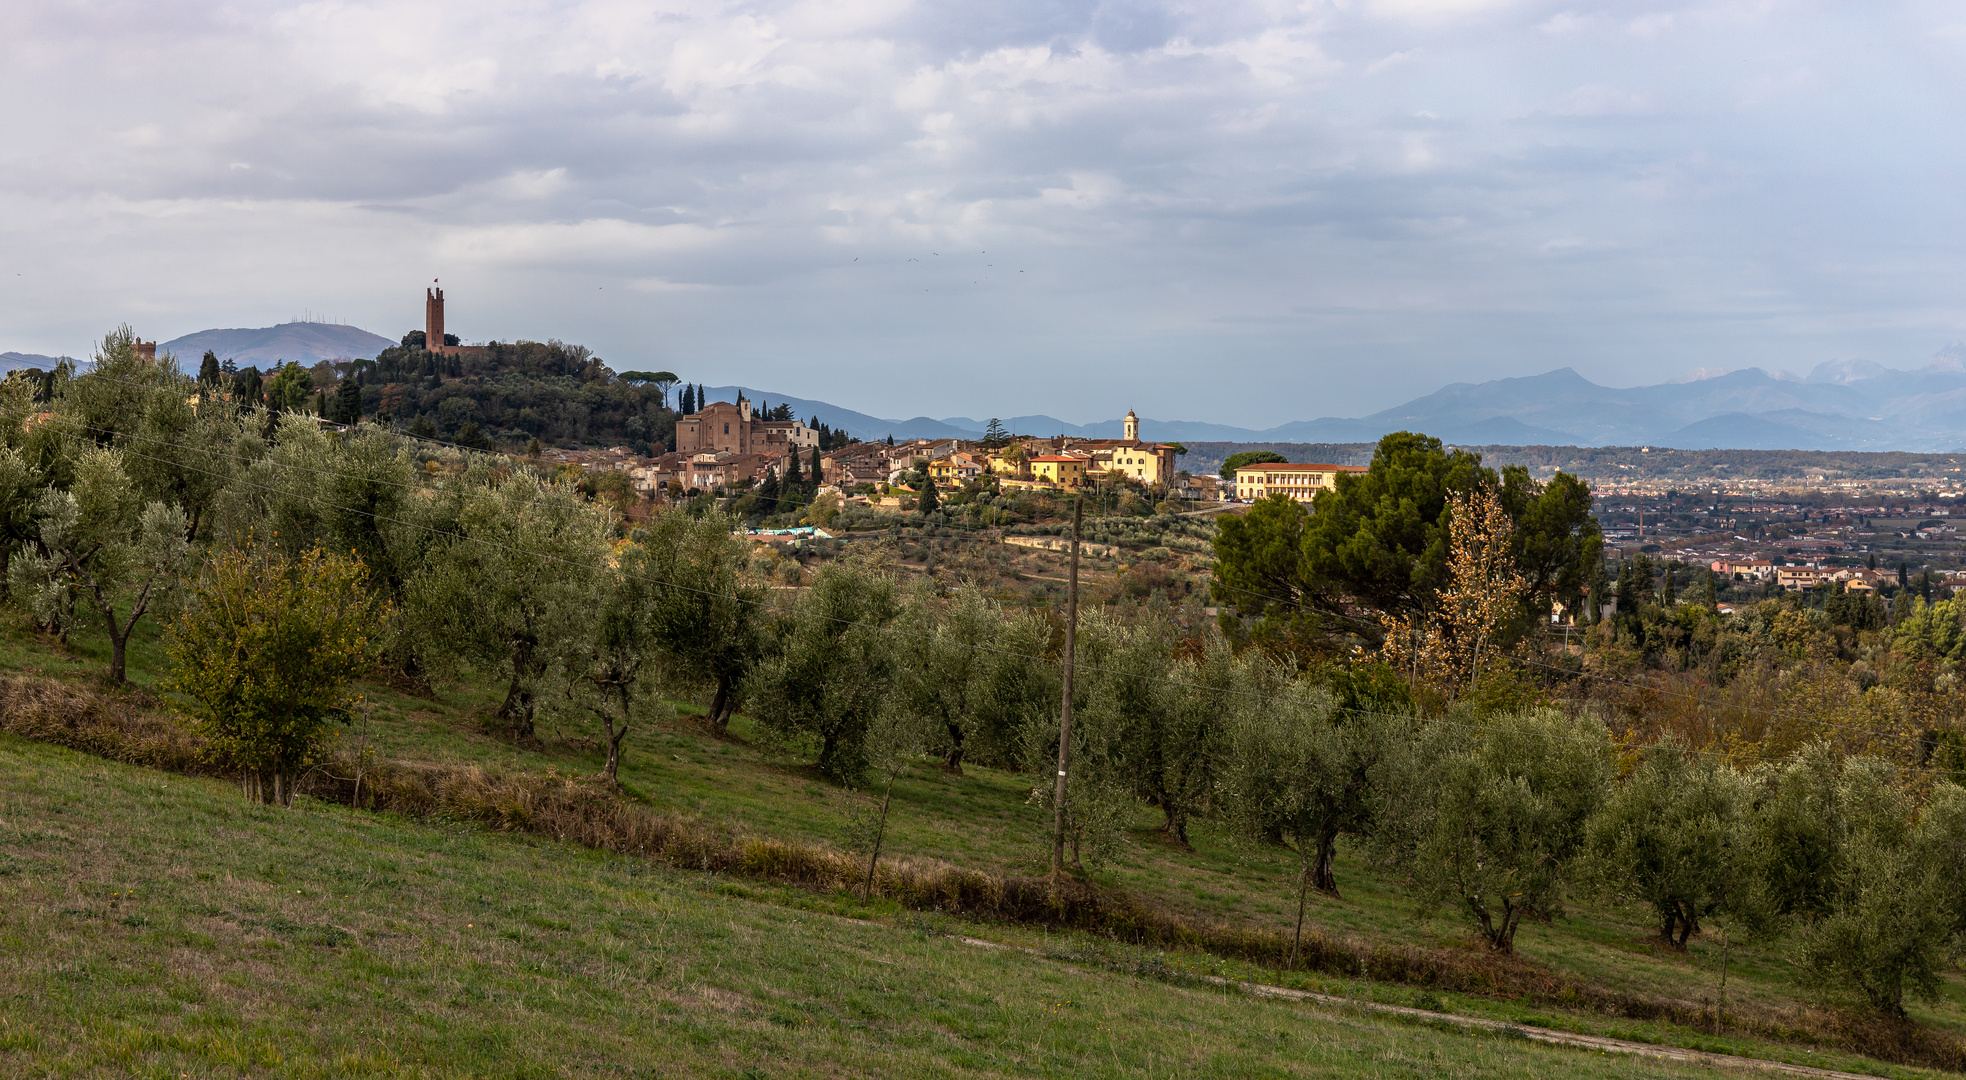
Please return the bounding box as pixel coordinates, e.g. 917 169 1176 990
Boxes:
1123 409 1139 441
425 287 445 352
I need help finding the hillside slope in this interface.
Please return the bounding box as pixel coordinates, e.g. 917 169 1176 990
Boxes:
0 734 1776 1080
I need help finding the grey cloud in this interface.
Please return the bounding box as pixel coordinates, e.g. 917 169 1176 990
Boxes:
0 0 1962 428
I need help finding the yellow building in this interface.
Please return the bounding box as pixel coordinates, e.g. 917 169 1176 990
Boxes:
1076 410 1178 485
1234 462 1367 504
1030 455 1089 489
928 452 983 485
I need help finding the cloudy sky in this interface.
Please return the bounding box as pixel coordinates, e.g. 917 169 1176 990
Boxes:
2 0 1963 426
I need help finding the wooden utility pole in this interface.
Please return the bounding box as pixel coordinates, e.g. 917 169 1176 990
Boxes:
1050 495 1084 880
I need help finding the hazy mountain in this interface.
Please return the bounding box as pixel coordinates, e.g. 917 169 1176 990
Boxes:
722 349 1966 451
159 322 398 366
0 351 74 373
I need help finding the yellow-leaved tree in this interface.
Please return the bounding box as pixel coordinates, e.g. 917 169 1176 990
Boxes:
1379 487 1528 699
164 546 384 805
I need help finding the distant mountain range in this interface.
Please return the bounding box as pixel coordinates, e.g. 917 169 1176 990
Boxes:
17 321 1966 450
724 347 1966 451
158 322 398 366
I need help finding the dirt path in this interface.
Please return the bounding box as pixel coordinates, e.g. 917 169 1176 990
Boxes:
954 936 1883 1080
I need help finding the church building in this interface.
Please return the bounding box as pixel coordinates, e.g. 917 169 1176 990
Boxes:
675 394 817 471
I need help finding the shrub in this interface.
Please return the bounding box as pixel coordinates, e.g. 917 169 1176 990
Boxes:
163 545 384 805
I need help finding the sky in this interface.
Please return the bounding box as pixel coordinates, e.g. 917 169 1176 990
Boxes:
3 0 1964 427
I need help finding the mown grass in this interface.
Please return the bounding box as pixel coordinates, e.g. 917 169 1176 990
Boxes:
0 733 1814 1079
9 611 1966 1074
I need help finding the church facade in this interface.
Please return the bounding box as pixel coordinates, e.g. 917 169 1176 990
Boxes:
675 394 817 472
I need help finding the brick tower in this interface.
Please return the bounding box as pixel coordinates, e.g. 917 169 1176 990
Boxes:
425 287 445 351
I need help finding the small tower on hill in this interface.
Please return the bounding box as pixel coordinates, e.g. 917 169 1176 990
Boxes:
1123 409 1139 441
425 287 445 351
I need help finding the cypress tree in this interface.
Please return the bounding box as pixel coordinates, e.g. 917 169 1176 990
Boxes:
198 350 222 387
809 445 822 491
755 469 780 517
917 476 939 516
785 448 802 488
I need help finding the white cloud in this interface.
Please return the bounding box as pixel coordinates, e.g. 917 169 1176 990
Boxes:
1365 48 1422 74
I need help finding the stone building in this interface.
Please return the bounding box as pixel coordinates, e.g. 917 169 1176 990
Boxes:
1232 462 1367 504
674 394 813 469
423 287 488 359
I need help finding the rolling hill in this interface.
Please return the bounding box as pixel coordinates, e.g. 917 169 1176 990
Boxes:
158 321 398 366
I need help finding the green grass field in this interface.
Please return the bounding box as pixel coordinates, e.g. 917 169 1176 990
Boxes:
4 614 1964 1077
1 733 1821 1080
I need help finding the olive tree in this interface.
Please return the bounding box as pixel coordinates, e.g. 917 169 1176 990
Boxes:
1746 742 1846 922
406 474 607 739
552 542 672 783
1021 612 1139 873
1777 755 1955 1015
1135 638 1241 846
963 607 1059 770
120 371 243 542
1584 738 1754 947
894 583 997 773
1220 668 1406 965
1402 709 1611 953
164 546 382 805
1914 781 1966 937
59 326 175 448
635 510 763 730
14 446 190 681
746 556 901 784
0 445 46 598
851 698 931 901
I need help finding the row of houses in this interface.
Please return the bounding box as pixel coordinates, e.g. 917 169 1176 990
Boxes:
540 402 1205 502
552 398 1369 507
1703 558 1954 593
818 411 1199 496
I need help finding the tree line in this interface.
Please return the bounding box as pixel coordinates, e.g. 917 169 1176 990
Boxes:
9 331 1966 1018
